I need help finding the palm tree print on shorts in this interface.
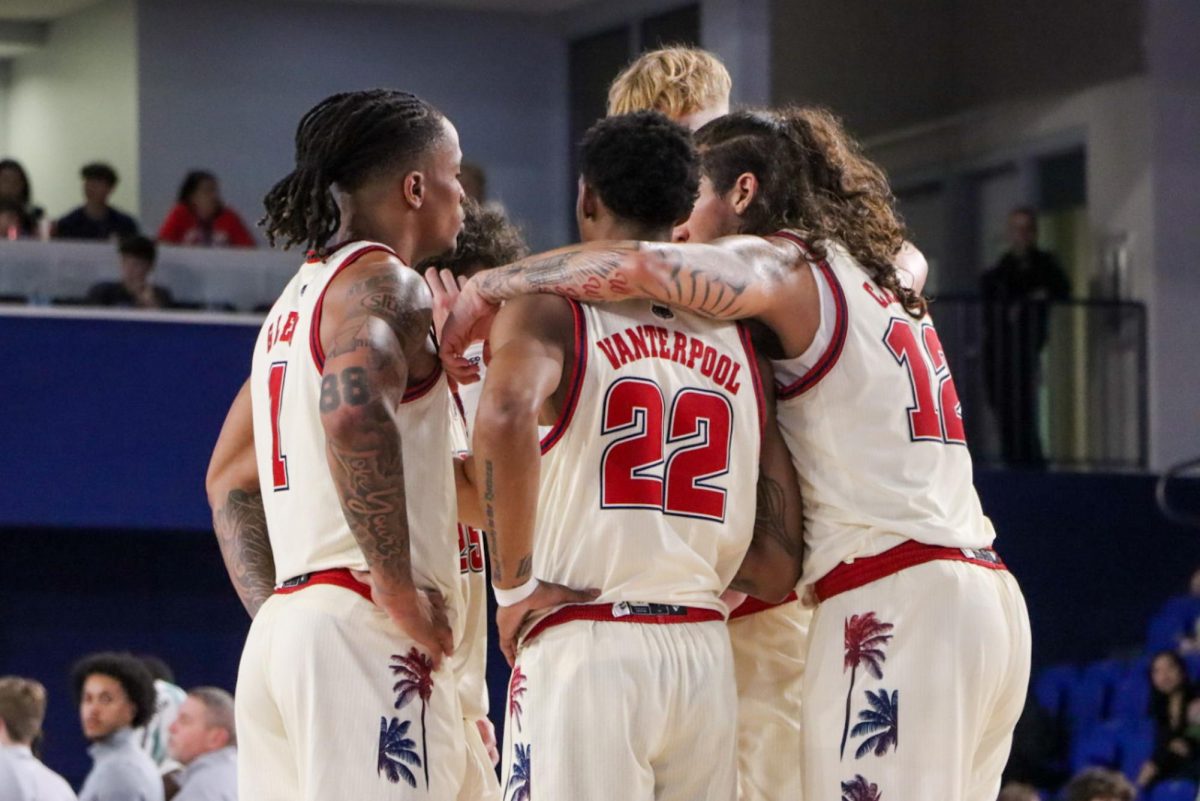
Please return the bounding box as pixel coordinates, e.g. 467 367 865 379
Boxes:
391 648 435 789
508 665 527 732
506 742 531 801
841 774 882 801
377 717 421 787
851 688 898 758
840 612 894 759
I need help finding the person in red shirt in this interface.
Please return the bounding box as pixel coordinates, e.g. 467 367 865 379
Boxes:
157 170 255 247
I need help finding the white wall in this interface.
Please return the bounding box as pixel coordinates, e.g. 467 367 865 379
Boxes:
6 0 139 220
135 0 569 250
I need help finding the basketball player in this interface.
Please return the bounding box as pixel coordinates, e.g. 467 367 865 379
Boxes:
471 111 802 801
608 46 810 801
206 89 474 801
442 107 1031 800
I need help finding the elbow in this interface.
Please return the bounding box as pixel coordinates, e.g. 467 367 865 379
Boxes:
321 399 389 447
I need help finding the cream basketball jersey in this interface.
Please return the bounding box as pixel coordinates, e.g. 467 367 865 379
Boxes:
448 392 489 722
533 299 764 612
249 240 462 628
768 232 995 586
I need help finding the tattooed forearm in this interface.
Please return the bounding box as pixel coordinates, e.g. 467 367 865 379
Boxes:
483 460 499 582
515 555 533 581
214 489 276 618
754 473 802 561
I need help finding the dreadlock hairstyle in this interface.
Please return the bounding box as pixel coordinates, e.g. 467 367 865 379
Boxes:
261 89 446 257
695 106 925 319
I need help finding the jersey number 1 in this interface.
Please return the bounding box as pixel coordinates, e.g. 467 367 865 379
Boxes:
267 362 290 490
884 319 966 444
600 377 733 522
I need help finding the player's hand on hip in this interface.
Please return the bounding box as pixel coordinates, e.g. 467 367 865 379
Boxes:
496 581 600 667
439 279 499 385
475 717 499 767
378 585 455 669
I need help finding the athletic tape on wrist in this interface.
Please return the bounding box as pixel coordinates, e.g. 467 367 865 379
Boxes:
493 577 539 607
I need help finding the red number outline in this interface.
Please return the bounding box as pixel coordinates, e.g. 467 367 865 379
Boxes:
599 378 665 511
267 361 290 490
882 318 967 446
663 389 733 523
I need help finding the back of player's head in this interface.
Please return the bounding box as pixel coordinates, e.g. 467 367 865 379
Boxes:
419 198 528 279
0 676 47 745
70 651 158 728
261 89 446 256
608 46 731 119
579 111 699 231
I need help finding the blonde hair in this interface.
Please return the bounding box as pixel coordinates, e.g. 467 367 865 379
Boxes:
0 677 47 744
607 46 731 118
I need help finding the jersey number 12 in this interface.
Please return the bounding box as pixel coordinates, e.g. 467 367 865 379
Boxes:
884 319 966 445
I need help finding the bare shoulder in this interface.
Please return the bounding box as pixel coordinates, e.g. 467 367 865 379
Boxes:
324 251 433 351
493 293 575 345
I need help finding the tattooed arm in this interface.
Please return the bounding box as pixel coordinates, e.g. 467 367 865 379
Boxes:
318 253 453 663
207 379 276 618
729 356 805 603
473 294 600 664
453 454 487 531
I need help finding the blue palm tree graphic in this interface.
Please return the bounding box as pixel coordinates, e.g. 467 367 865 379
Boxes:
506 743 531 801
377 716 421 788
851 688 899 759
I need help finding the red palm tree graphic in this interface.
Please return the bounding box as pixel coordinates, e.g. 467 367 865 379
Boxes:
391 648 435 789
840 612 894 759
508 665 527 732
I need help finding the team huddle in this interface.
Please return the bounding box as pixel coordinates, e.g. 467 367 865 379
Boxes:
205 47 1032 801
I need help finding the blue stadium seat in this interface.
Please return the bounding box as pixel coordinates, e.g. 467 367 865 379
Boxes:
1148 779 1199 801
1069 720 1123 773
1146 596 1200 653
1183 652 1200 683
1118 718 1155 783
1034 664 1078 719
1067 671 1110 732
1112 667 1152 721
1082 658 1128 719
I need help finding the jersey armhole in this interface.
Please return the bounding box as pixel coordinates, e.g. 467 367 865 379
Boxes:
539 298 588 455
308 243 399 373
736 322 766 443
776 256 848 400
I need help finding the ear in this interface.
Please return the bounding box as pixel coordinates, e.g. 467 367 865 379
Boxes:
403 171 425 209
728 172 758 216
578 179 598 221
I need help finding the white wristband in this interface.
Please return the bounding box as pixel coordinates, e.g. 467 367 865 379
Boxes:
493 577 539 607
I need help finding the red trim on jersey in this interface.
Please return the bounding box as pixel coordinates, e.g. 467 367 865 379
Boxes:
770 232 849 400
308 243 399 372
401 359 443 404
813 540 1006 603
522 602 724 645
273 568 373 604
451 389 468 426
736 322 766 441
538 299 588 455
728 590 799 620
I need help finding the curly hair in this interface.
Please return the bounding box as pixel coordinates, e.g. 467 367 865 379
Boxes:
70 651 157 729
580 110 699 230
607 46 731 118
417 198 528 279
696 106 923 319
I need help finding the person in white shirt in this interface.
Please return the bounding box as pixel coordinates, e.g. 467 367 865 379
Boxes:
0 676 77 801
167 688 237 801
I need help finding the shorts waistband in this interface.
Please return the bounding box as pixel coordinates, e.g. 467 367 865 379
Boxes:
728 590 800 620
523 602 725 645
275 568 373 604
813 541 1006 603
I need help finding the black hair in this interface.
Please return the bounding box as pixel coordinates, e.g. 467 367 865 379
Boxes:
118 235 157 264
70 651 157 728
261 89 447 256
0 199 23 217
417 198 528 279
177 170 217 205
0 158 31 205
136 654 174 684
81 162 118 187
579 110 699 230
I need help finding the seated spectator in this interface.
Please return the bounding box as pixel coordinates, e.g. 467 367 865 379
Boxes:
1138 651 1200 789
158 171 254 247
0 158 44 236
1061 767 1135 801
166 688 237 801
997 782 1039 801
135 654 187 794
0 676 76 801
0 201 26 239
71 651 164 801
55 163 139 241
87 236 174 309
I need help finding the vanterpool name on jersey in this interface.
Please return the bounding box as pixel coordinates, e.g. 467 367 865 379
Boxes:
595 325 744 395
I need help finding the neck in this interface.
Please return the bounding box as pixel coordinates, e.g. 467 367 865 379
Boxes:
333 194 417 265
587 219 672 243
85 200 108 217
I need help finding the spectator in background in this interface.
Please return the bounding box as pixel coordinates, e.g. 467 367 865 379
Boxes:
1137 651 1200 789
136 654 187 795
1 200 26 239
72 652 164 801
981 207 1071 467
996 782 1040 801
55 163 139 241
0 676 76 801
0 158 44 236
158 171 254 247
87 236 174 309
1062 767 1135 801
166 688 237 801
